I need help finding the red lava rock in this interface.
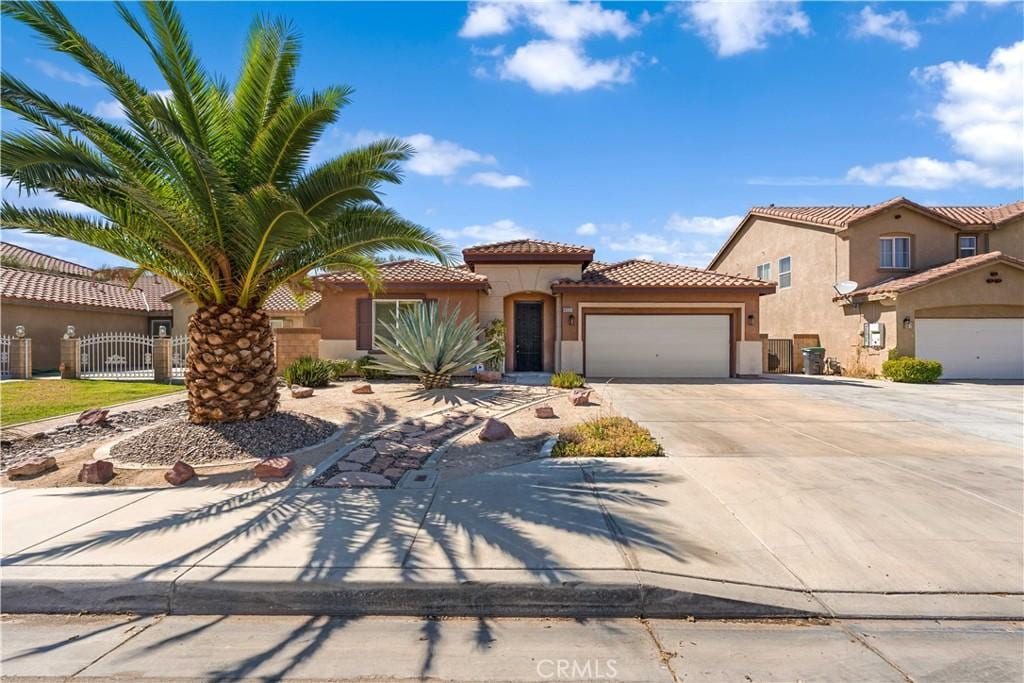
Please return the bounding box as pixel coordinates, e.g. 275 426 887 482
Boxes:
164 460 195 486
352 382 374 394
254 456 294 478
76 408 110 427
569 389 592 406
290 386 314 399
6 456 57 479
383 467 406 480
475 370 502 383
478 418 514 442
535 405 556 419
77 459 115 484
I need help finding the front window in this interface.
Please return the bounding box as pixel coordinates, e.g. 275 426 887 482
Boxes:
880 237 911 269
778 256 792 288
270 318 286 329
958 235 977 258
372 299 421 347
756 262 771 281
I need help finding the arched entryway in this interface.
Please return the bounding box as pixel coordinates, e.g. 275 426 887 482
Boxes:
502 292 556 372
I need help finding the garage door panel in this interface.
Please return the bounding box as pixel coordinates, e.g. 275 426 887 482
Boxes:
916 318 1024 380
585 314 730 378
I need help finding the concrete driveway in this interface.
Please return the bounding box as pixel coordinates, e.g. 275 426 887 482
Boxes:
596 376 1024 616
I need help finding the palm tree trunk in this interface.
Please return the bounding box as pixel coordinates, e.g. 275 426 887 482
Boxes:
186 305 278 424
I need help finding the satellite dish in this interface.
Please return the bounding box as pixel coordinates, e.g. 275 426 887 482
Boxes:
833 280 859 296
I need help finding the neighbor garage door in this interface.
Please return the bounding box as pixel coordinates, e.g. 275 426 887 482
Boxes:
585 314 730 378
916 318 1024 379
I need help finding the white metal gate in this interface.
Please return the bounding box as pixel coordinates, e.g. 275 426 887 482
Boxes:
80 332 153 379
171 335 188 379
0 336 10 379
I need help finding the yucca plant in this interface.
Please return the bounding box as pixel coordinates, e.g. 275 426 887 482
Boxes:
371 305 499 390
0 1 451 423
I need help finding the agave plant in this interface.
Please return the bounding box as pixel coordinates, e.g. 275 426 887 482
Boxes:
372 305 499 389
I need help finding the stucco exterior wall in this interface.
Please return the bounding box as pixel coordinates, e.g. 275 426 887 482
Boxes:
473 263 584 327
847 209 970 287
275 327 321 370
989 217 1023 257
1 301 149 371
168 294 310 336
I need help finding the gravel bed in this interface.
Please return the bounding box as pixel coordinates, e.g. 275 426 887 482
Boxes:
108 411 338 467
1 402 187 473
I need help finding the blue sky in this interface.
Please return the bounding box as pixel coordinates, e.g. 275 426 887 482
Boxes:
2 1 1022 269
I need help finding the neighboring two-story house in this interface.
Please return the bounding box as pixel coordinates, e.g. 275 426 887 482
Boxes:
709 197 1024 379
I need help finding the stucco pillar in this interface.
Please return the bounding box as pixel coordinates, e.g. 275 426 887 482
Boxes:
9 337 32 379
152 336 172 383
60 337 81 379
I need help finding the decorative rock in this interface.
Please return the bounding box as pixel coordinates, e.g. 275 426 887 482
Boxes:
382 467 406 480
345 448 378 464
164 460 195 486
535 405 556 419
290 386 314 399
254 456 294 478
334 461 364 472
475 370 503 383
368 456 395 474
478 418 514 442
569 389 593 406
324 471 392 488
6 456 57 479
352 382 374 394
78 459 115 484
372 440 409 456
76 408 110 427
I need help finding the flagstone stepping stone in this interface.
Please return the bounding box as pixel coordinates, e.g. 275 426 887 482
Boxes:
164 460 195 486
334 461 364 472
478 418 514 442
78 459 114 484
368 456 395 474
345 447 378 464
6 456 57 479
383 468 406 481
254 456 294 478
324 471 392 488
394 458 423 469
372 440 408 456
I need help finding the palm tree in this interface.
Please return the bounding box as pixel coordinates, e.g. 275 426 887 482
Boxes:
1 1 451 424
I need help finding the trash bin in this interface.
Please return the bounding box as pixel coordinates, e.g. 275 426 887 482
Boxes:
801 347 826 375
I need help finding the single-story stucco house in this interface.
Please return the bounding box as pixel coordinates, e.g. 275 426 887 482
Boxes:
314 239 775 378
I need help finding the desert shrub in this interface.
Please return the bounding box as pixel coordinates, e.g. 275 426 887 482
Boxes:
887 348 905 361
355 355 389 380
283 356 332 388
327 359 355 380
550 371 585 389
882 357 943 383
552 417 663 458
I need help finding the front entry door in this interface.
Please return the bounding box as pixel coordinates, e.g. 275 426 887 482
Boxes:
514 302 543 371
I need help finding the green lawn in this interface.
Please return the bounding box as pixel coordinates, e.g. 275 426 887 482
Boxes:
0 379 185 426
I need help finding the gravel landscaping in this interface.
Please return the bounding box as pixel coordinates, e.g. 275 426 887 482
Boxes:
109 411 338 466
1 402 187 473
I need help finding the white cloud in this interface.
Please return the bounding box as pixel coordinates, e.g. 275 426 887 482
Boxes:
665 213 742 236
466 171 530 189
93 99 125 120
852 7 920 49
460 219 533 242
845 157 1017 190
576 222 598 236
2 177 95 216
682 1 811 57
26 58 95 87
460 1 636 42
403 133 496 177
499 40 635 93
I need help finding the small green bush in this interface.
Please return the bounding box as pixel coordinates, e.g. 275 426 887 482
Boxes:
552 417 663 458
887 348 905 361
283 356 333 388
355 354 389 380
882 357 943 383
327 359 355 380
550 371 585 389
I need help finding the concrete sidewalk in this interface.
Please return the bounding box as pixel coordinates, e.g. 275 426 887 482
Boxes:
2 452 1020 619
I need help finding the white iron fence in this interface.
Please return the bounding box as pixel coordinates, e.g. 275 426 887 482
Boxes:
0 335 10 379
80 331 154 379
171 335 188 379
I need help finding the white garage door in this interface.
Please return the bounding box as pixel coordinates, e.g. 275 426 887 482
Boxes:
916 318 1024 379
585 314 730 378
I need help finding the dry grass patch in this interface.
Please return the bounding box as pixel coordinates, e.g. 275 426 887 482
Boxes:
552 416 663 458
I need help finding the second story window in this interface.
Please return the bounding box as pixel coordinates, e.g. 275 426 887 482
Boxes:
958 235 977 258
756 262 771 281
880 236 911 269
778 256 792 288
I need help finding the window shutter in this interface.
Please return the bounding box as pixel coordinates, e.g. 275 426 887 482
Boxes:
356 298 372 350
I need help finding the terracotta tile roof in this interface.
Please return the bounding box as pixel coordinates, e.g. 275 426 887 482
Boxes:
462 239 594 259
984 200 1024 225
316 259 489 288
846 251 1024 299
0 242 95 277
263 287 322 312
748 197 1024 230
0 266 168 312
552 258 773 290
130 274 176 311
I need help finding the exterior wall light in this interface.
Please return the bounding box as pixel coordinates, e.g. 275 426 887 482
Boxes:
746 314 755 326
567 313 576 326
65 325 76 338
14 325 25 338
903 316 913 329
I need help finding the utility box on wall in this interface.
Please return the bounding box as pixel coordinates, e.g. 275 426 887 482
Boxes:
863 322 885 349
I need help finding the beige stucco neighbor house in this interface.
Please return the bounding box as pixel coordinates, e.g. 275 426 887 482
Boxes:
709 197 1024 379
162 287 321 337
315 239 774 378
